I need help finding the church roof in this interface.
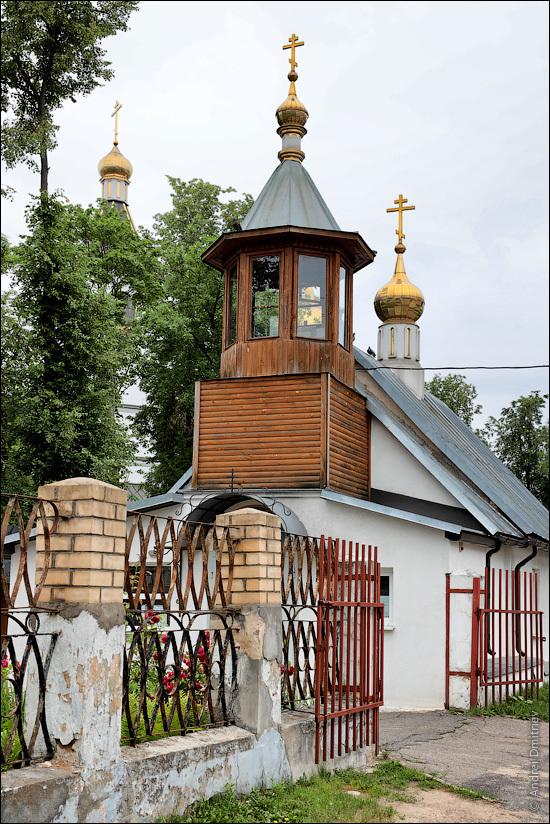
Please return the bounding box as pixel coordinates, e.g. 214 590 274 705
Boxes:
240 160 340 232
354 347 549 544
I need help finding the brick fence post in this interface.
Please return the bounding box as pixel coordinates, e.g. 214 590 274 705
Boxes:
27 477 127 770
215 508 282 736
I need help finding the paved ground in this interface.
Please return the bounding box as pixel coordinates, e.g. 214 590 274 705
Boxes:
378 710 549 823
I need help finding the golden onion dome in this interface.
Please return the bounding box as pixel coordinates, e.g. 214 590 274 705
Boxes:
98 143 133 180
374 244 425 324
276 71 309 129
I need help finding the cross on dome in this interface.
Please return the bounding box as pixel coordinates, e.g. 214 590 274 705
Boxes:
282 33 304 74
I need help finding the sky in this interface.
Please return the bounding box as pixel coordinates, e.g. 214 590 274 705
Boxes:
2 0 548 426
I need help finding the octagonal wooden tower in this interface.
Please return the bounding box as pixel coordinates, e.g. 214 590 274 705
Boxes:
191 48 376 499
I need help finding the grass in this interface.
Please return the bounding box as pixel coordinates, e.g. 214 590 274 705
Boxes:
464 681 549 722
157 758 489 823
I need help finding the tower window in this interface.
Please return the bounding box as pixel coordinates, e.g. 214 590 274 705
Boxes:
338 266 347 348
227 266 237 346
297 255 327 339
251 255 280 338
390 327 395 356
406 327 410 357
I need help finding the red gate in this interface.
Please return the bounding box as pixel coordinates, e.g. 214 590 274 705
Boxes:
474 567 544 707
315 538 384 763
446 568 544 709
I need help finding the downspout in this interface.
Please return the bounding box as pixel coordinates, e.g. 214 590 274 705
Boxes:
485 540 502 655
514 543 538 656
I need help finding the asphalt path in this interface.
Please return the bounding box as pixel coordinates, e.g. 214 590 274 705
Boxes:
379 710 549 823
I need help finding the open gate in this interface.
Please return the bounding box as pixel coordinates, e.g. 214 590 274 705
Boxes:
315 538 384 763
446 567 544 709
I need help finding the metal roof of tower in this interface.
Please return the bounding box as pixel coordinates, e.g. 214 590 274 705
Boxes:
240 159 340 231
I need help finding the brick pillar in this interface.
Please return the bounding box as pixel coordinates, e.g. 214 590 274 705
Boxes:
27 478 127 770
215 509 282 736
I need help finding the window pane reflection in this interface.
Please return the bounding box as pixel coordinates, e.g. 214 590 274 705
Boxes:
251 255 279 338
338 266 347 347
297 255 327 339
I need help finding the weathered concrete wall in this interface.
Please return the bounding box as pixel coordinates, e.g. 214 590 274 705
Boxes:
2 716 375 823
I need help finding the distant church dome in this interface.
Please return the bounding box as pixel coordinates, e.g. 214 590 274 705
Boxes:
374 243 424 324
98 143 133 180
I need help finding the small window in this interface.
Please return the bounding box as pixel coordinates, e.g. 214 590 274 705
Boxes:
251 255 280 338
338 266 347 347
380 569 393 625
297 255 327 339
227 266 237 346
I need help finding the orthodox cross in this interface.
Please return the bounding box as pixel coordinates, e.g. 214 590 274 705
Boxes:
283 33 304 72
111 100 122 144
387 194 415 244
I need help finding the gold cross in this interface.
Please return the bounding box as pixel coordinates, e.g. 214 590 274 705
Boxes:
282 33 304 72
387 194 415 244
111 100 122 144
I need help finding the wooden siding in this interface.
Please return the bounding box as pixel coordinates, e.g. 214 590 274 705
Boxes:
328 377 370 499
220 338 355 387
194 375 324 489
193 373 370 498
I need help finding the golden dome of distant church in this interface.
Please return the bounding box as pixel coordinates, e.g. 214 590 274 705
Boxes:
98 142 133 180
374 242 424 324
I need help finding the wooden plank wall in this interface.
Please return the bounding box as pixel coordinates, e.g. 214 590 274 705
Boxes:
194 375 324 489
327 377 370 499
193 373 370 497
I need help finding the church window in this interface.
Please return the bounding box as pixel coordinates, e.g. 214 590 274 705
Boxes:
117 180 121 198
107 180 112 198
390 327 395 356
251 255 280 338
297 254 327 339
381 569 393 625
338 266 347 348
227 266 237 346
406 327 410 357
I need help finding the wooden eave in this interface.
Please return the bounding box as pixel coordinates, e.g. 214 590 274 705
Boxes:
201 225 376 273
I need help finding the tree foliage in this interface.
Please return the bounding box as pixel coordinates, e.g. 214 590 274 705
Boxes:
1 194 160 493
425 372 482 427
133 178 253 495
1 0 139 191
480 391 549 507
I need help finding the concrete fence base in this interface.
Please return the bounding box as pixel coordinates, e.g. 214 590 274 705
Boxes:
2 715 375 823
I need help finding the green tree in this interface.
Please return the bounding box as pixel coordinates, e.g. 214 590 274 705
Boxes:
1 194 160 492
1 0 139 192
480 391 549 506
134 178 253 495
425 373 482 428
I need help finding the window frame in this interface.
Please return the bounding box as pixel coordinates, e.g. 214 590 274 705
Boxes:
294 251 331 341
248 251 282 341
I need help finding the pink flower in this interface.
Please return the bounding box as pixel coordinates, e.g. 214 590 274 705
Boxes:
153 652 159 661
281 666 285 674
289 666 295 675
1 657 9 669
161 634 168 644
205 631 210 646
198 647 206 661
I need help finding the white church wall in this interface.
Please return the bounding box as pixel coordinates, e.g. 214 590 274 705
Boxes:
277 493 452 709
370 417 465 508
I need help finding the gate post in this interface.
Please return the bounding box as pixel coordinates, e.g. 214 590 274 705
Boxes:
215 508 282 736
27 477 127 770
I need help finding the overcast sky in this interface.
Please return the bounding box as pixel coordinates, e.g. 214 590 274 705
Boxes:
2 0 548 425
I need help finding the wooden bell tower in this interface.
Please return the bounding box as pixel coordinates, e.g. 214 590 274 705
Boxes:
191 36 376 500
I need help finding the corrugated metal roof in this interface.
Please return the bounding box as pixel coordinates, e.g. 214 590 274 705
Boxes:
354 347 549 542
241 160 340 231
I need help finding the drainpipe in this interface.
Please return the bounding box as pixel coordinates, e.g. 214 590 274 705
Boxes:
514 543 538 656
485 540 502 655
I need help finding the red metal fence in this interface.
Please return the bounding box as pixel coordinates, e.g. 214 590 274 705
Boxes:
446 567 544 710
315 538 384 763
